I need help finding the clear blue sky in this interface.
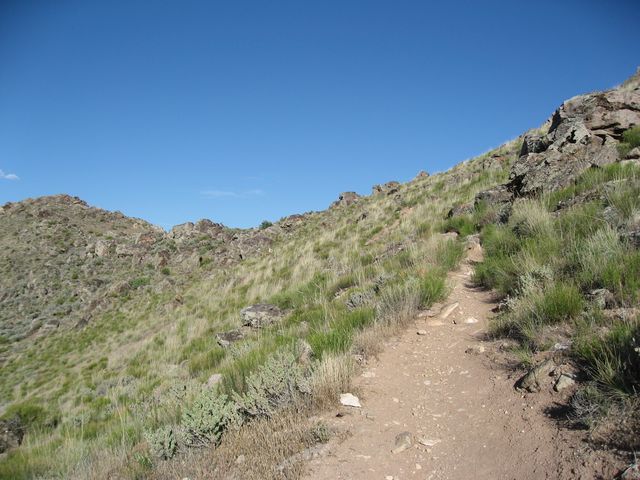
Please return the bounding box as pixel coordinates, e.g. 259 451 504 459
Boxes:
1 1 638 229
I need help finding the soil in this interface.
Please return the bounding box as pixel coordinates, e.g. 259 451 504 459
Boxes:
304 245 623 480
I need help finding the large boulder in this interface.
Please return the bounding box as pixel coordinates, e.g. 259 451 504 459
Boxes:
240 304 284 328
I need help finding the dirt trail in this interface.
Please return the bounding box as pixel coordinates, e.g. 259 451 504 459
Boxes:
305 244 617 480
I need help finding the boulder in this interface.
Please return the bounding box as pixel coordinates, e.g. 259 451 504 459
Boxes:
240 304 283 328
414 170 430 179
587 288 615 309
0 417 24 453
446 202 474 218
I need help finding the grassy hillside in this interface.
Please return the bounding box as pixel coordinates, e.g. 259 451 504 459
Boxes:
0 143 516 478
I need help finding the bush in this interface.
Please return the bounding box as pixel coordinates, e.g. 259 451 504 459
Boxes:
259 220 273 230
237 350 310 418
2 401 59 432
145 425 178 460
181 392 240 448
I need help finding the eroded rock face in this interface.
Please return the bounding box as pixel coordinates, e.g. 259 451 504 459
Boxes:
240 304 284 328
508 70 640 196
331 192 361 208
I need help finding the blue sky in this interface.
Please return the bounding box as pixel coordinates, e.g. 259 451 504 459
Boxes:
1 1 638 229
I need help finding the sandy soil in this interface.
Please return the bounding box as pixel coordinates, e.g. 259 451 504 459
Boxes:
304 245 620 480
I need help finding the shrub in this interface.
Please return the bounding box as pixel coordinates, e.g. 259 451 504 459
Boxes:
237 350 310 418
145 425 178 460
181 392 240 448
259 220 273 230
2 401 59 432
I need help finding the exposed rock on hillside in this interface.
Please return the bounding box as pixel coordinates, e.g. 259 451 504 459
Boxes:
508 70 640 196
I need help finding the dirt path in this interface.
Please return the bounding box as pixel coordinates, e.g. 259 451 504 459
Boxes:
304 244 618 480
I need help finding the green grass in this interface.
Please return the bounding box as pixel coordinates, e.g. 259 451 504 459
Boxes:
307 308 375 357
418 268 447 308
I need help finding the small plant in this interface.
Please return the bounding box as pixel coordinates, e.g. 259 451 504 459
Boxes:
419 268 447 308
617 125 640 158
181 392 240 448
161 267 171 275
144 425 178 460
237 349 310 418
259 220 273 230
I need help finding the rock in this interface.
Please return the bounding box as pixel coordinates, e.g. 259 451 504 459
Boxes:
446 202 474 218
296 339 313 364
415 170 430 179
391 431 413 454
339 393 361 408
416 330 428 336
215 329 245 348
372 181 400 195
515 359 556 392
520 133 550 156
554 374 576 392
346 291 373 310
206 373 223 389
626 147 640 159
474 186 512 222
0 417 24 453
465 345 485 355
94 240 113 257
235 454 246 465
621 462 640 480
587 288 615 309
417 437 441 447
440 302 459 319
240 304 283 328
331 192 361 208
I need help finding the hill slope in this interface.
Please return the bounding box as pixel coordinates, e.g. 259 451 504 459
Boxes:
1 69 639 479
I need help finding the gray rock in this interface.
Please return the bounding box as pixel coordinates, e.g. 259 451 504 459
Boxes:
554 374 576 392
216 329 245 348
372 181 400 195
515 359 556 392
206 373 223 389
588 288 615 309
339 393 361 408
240 304 283 328
331 192 361 208
391 431 413 453
0 417 24 453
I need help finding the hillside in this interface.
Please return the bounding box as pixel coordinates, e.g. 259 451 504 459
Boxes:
1 69 639 479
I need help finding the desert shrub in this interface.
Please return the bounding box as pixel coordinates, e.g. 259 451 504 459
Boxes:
237 350 310 418
181 392 240 448
259 220 273 230
129 276 150 289
509 199 553 238
570 384 611 427
419 268 447 308
145 425 178 460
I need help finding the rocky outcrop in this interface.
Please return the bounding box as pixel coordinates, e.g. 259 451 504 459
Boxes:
331 192 361 208
372 181 400 195
507 70 640 196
